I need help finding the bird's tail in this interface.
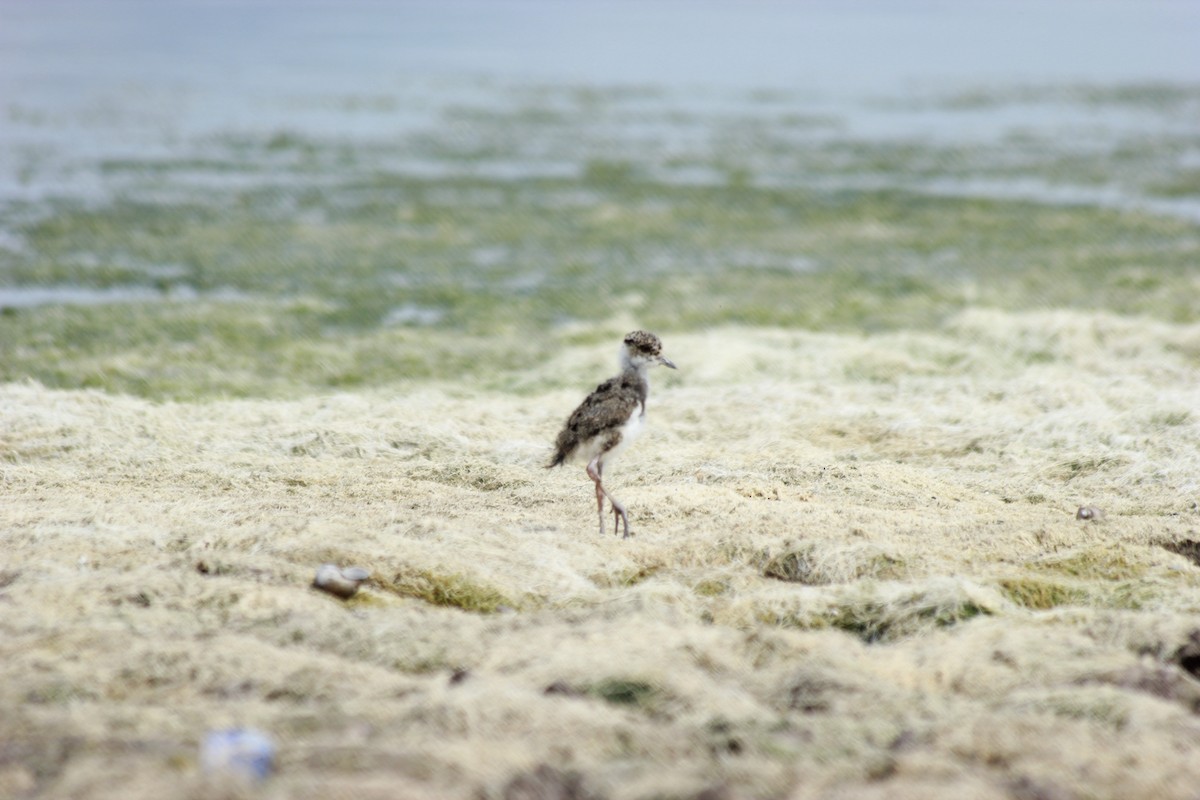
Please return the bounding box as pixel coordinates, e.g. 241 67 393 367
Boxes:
547 430 571 469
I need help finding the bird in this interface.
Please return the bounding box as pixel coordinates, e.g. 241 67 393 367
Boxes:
548 330 676 538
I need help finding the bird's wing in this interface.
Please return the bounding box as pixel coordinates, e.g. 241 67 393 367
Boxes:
550 376 642 465
567 376 642 438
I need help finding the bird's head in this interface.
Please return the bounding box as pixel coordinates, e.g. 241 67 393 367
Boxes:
620 330 676 371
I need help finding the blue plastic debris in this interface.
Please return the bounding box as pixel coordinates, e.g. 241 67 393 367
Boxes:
201 728 276 780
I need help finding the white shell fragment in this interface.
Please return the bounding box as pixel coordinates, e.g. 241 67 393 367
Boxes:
313 564 370 599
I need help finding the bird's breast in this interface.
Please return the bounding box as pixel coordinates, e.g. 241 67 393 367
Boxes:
616 406 645 447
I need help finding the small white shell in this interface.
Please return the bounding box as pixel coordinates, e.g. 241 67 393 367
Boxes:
313 564 370 599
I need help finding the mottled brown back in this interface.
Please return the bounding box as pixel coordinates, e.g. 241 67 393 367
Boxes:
549 370 647 467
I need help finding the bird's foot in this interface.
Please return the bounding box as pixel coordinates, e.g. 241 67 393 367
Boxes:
611 503 631 538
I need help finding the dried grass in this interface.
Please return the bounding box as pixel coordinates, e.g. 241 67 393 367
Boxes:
3 309 1200 798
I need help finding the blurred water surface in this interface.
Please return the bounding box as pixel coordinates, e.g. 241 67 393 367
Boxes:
1 1 1198 369
2 0 1197 150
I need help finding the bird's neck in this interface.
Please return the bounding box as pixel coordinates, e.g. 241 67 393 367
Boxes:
618 354 648 378
620 363 650 409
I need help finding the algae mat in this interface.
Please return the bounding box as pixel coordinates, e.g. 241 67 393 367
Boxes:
3 311 1200 799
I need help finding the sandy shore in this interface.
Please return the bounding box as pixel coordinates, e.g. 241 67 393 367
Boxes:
3 310 1200 799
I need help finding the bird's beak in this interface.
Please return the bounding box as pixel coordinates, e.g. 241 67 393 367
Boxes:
658 355 677 370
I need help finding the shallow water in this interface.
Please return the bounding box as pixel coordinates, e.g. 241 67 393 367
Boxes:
2 0 1197 196
4 0 1197 98
1 1 1198 395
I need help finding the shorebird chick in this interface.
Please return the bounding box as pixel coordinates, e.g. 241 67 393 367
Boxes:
549 331 676 538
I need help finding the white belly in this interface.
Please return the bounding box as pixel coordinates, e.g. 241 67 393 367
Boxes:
576 408 644 465
606 409 644 461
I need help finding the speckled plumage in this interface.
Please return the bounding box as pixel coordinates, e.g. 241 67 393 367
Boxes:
549 369 647 469
548 331 676 538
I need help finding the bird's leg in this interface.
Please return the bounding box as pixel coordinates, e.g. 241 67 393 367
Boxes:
610 495 630 539
587 458 632 538
594 481 606 538
586 458 607 537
